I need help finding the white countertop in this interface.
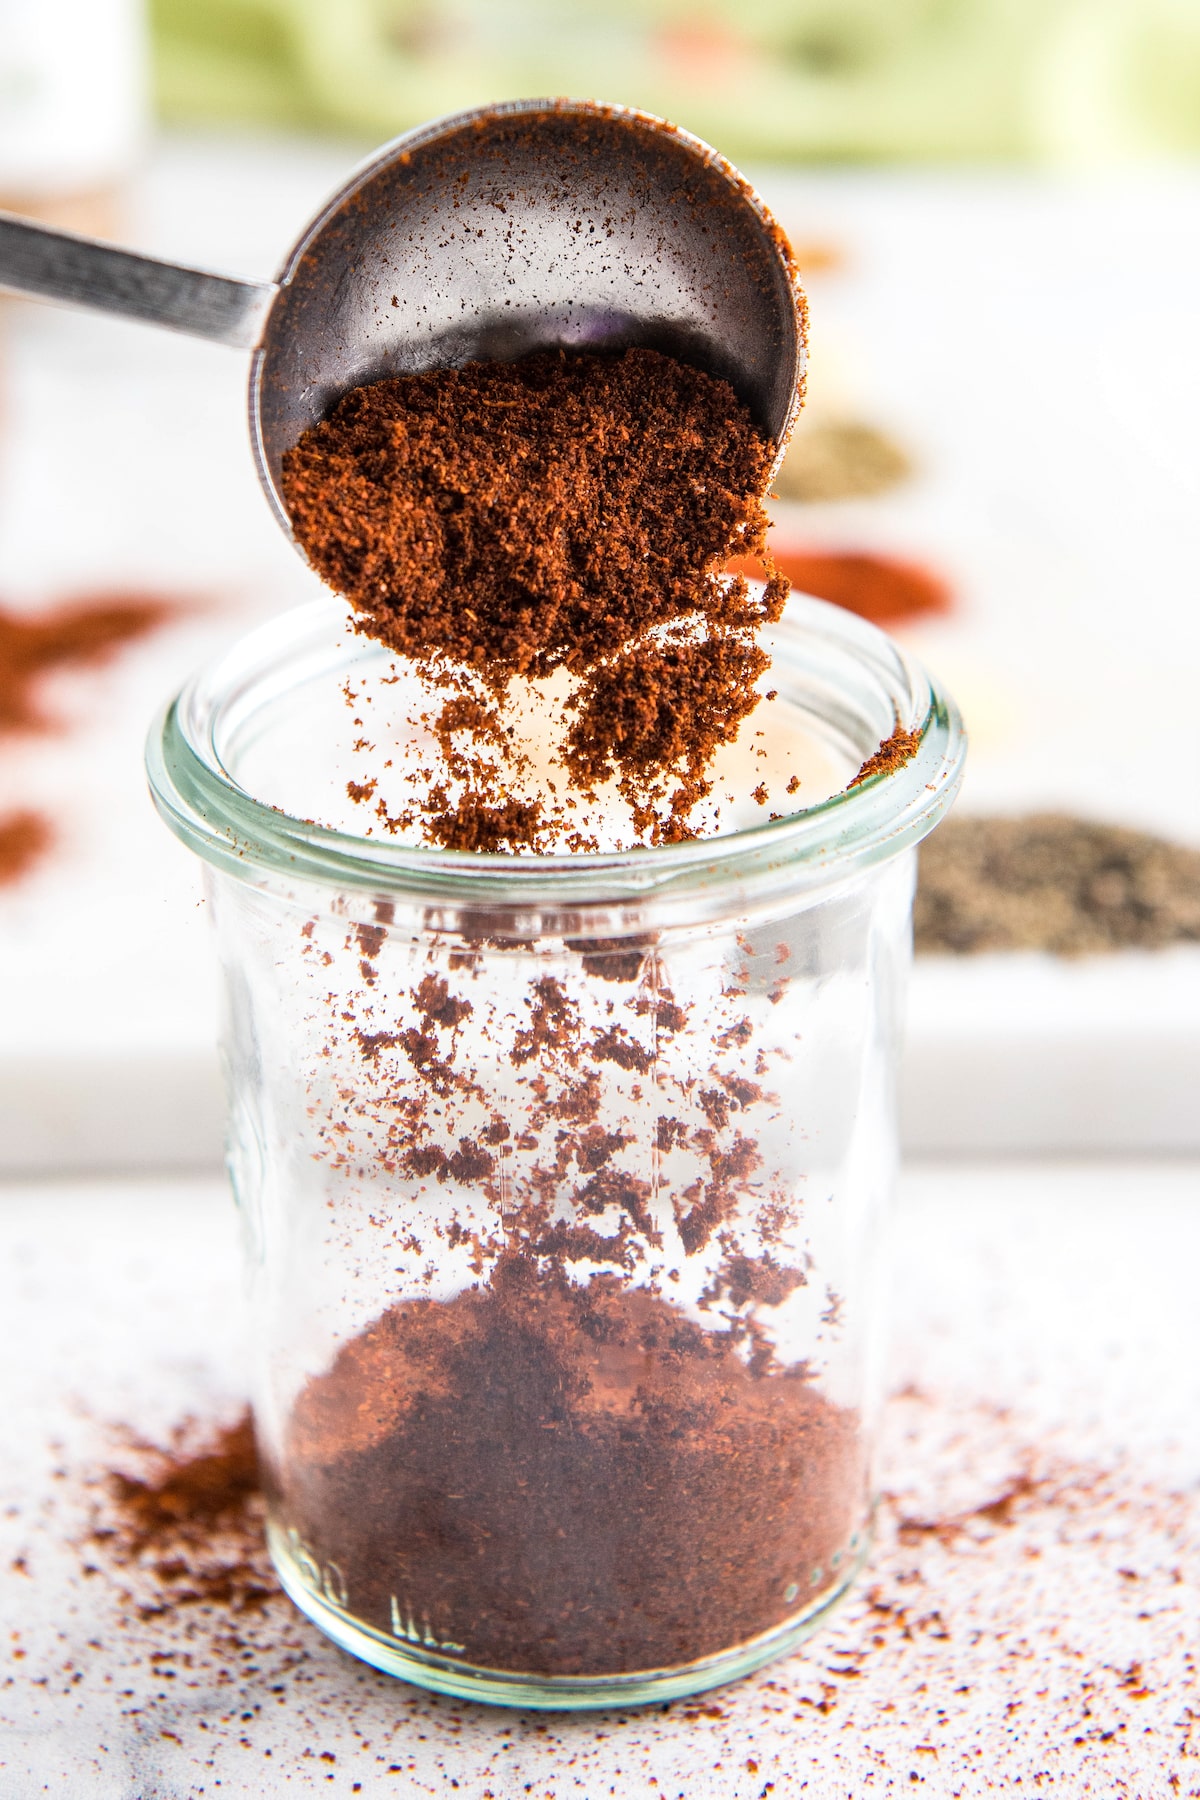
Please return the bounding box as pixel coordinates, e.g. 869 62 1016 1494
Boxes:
2 1158 1197 1796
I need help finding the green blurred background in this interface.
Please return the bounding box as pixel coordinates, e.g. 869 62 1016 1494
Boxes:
149 0 1200 164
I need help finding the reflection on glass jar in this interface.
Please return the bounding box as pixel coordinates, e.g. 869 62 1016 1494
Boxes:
148 593 964 1708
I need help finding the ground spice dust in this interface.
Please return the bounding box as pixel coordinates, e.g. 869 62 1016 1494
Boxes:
563 630 774 841
267 321 876 1687
277 1258 862 1677
851 719 922 787
280 891 867 1681
89 1411 274 1619
281 346 788 848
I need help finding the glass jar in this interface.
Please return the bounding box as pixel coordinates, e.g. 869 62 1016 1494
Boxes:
147 593 964 1709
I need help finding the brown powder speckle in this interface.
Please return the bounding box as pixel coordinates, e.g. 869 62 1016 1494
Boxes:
92 1412 274 1618
851 721 922 788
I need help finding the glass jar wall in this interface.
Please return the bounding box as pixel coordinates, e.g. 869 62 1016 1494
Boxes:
147 594 964 1708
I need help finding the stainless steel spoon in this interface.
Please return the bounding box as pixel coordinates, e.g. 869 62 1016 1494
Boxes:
0 98 805 542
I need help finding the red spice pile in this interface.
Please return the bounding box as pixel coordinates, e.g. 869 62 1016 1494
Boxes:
729 546 951 625
0 593 171 887
0 595 170 733
281 348 788 847
0 808 52 886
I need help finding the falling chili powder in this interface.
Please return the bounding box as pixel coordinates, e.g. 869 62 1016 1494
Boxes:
281 347 789 846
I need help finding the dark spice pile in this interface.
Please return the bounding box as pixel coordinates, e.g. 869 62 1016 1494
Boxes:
281 347 787 846
278 1256 861 1677
915 813 1200 956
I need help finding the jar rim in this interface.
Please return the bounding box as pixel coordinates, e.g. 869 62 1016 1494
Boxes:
146 594 965 919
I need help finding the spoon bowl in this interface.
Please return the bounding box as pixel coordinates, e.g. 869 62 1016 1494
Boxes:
0 98 806 547
252 100 805 534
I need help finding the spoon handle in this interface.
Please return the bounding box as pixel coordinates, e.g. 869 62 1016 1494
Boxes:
0 212 276 349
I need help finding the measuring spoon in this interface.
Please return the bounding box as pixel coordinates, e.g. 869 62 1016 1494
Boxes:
0 98 805 542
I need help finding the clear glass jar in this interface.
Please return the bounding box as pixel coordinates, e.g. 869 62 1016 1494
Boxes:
147 594 964 1709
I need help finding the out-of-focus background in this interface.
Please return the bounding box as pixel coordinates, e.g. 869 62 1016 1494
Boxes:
151 0 1200 162
0 0 1198 1171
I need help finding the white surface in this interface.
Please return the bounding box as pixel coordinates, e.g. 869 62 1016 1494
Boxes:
1 139 1198 1171
1 1160 1197 1796
0 0 146 193
762 167 1200 845
902 947 1200 1153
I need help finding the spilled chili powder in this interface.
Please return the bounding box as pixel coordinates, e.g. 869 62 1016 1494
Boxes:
92 1411 272 1619
851 720 922 787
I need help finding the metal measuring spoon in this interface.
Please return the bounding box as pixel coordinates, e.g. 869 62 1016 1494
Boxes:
0 98 804 542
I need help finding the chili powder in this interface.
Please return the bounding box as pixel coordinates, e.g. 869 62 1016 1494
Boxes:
281 346 788 846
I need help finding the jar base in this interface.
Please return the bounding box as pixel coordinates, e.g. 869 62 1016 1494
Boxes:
267 1518 872 1711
